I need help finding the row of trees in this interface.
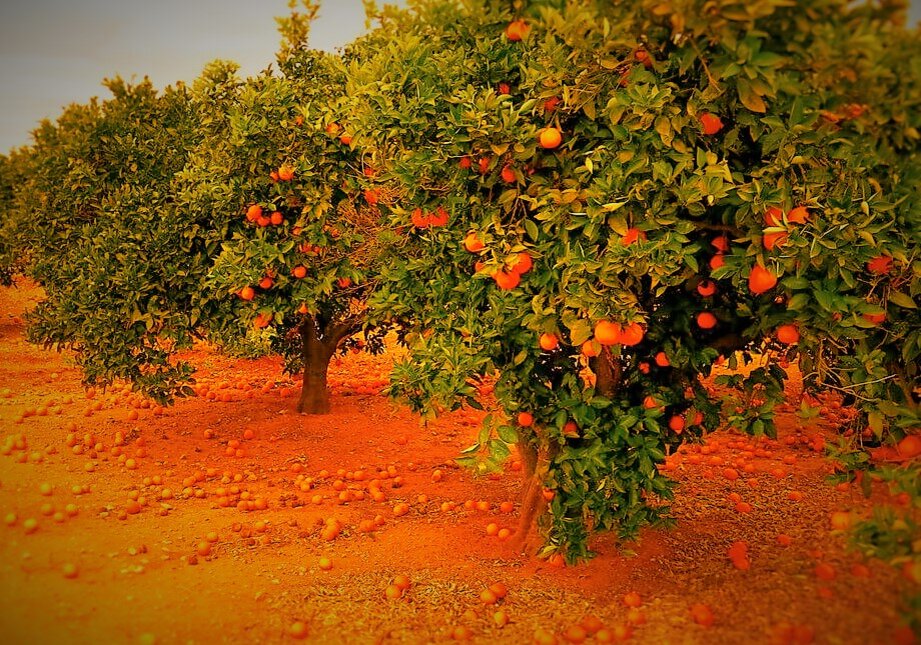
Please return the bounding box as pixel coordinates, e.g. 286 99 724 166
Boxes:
0 0 918 568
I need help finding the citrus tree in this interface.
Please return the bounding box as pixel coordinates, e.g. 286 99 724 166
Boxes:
193 6 395 413
0 3 394 413
1 77 210 394
347 0 920 560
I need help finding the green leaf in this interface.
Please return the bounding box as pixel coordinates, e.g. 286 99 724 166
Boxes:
889 291 917 309
737 78 766 113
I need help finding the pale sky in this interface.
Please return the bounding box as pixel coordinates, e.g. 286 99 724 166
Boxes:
0 0 390 153
0 1 919 154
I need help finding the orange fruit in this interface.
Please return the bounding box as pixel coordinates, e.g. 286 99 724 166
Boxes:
489 582 509 599
594 321 623 346
339 134 352 145
239 286 255 301
619 322 644 346
292 265 307 279
897 435 921 459
501 165 516 183
505 19 529 41
697 280 717 297
764 206 784 226
786 206 809 224
464 232 485 253
709 254 725 270
384 584 403 600
288 621 309 639
561 625 587 643
711 236 729 252
642 396 660 410
814 562 836 581
621 228 647 246
776 324 800 345
654 351 670 367
763 230 788 251
245 204 262 222
539 333 559 351
866 255 893 275
748 265 777 294
393 574 411 590
278 164 295 181
562 421 579 438
510 252 533 275
829 511 854 531
689 603 714 627
580 615 604 635
539 128 563 149
696 312 717 329
668 415 685 433
623 591 642 608
494 270 521 290
581 340 600 357
517 412 534 427
699 113 724 135
270 211 283 225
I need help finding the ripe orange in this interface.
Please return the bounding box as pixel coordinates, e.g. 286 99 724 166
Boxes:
459 156 472 170
642 396 660 410
245 204 262 222
288 621 309 639
623 591 642 608
776 324 799 345
539 333 559 351
711 236 729 252
668 415 685 433
339 134 352 145
863 311 886 325
709 254 725 270
259 276 274 290
494 270 521 290
581 340 600 357
696 312 717 329
786 206 809 224
594 320 623 346
829 511 854 531
764 206 784 226
699 113 724 135
866 255 893 275
292 265 307 279
364 189 379 205
896 435 921 459
689 603 714 627
621 228 647 246
509 252 533 274
501 165 516 183
517 412 534 427
561 625 587 643
697 280 717 297
505 19 529 41
270 211 283 225
562 421 580 438
763 230 788 251
748 265 777 294
619 322 644 346
278 164 295 181
464 232 485 253
384 584 403 600
654 351 670 367
539 128 563 149
239 286 255 301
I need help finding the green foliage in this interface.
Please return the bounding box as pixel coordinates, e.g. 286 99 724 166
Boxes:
347 0 920 559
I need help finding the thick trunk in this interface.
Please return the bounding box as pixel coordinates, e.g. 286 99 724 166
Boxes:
514 436 559 555
590 346 620 398
297 315 336 415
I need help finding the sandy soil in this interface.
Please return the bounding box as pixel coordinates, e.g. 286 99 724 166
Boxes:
0 281 915 645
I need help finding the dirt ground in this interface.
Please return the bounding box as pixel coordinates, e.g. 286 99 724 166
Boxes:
0 281 916 645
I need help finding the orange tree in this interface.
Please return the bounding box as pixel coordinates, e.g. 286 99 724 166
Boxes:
0 5 393 413
195 7 394 413
1 77 208 394
347 0 920 560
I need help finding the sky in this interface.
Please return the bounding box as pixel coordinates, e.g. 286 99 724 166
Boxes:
0 0 919 154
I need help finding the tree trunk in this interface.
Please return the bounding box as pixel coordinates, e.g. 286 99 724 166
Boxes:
297 315 336 415
591 346 620 398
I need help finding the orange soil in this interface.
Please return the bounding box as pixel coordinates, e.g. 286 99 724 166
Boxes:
0 281 915 644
